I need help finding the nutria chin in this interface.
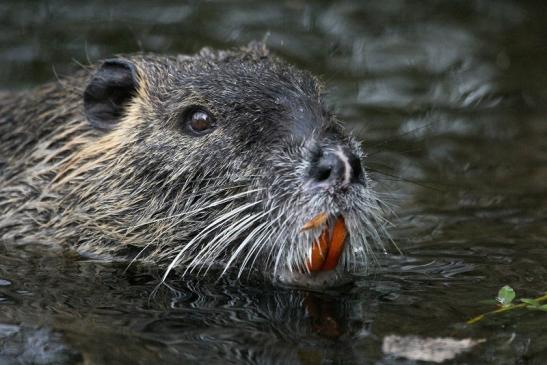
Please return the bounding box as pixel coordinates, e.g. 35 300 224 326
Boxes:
0 43 388 288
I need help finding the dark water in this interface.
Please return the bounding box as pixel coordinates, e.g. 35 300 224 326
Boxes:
1 1 547 364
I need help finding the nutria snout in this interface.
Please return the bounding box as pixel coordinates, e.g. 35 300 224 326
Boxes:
0 43 389 288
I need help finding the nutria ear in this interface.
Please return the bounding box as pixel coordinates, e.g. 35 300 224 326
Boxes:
83 59 138 131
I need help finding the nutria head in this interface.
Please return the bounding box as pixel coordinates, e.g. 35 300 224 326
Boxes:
41 44 388 288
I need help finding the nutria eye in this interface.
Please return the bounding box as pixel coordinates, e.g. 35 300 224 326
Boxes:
183 108 215 135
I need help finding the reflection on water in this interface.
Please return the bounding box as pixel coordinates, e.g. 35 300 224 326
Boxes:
1 1 547 364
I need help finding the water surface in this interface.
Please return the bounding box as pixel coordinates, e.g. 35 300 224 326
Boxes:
1 1 547 364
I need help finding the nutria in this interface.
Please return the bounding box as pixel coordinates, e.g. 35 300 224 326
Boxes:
0 43 388 288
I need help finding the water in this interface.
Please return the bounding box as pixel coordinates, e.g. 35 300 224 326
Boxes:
1 1 547 364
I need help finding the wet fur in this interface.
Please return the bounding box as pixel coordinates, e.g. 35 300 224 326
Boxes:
0 44 388 286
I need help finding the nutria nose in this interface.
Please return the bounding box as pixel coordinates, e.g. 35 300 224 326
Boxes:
309 147 363 188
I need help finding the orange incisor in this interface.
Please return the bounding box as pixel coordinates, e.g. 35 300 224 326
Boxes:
303 214 347 272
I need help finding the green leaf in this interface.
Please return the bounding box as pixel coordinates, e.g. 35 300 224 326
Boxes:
538 305 547 312
520 298 540 306
496 285 516 306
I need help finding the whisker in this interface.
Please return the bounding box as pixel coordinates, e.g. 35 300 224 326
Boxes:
237 207 286 278
130 188 264 229
220 205 280 276
160 200 262 283
189 208 267 276
367 167 445 192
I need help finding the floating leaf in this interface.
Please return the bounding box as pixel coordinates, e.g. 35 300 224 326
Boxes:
496 285 515 306
468 289 547 324
520 298 540 306
528 304 547 312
